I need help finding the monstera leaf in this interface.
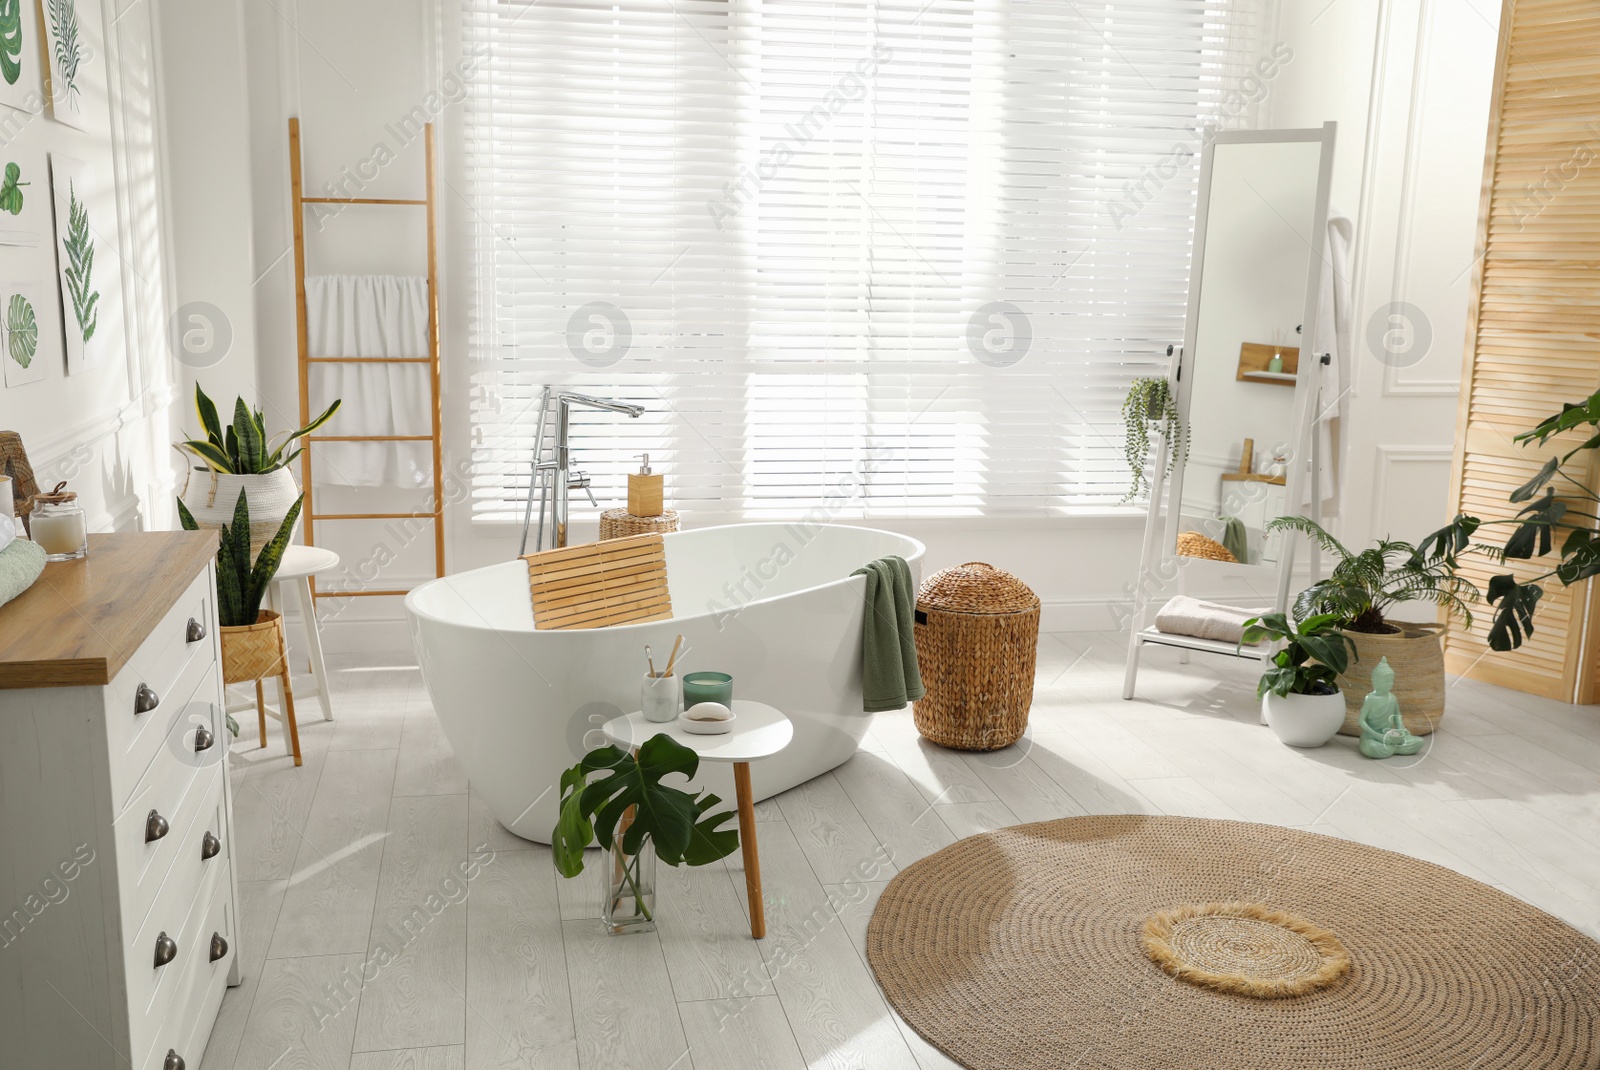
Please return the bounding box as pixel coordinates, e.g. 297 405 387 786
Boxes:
0 0 22 87
0 162 25 215
6 292 35 368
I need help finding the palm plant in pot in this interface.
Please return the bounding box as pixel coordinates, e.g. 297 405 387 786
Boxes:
175 384 339 560
1265 516 1475 736
178 489 305 763
553 735 739 935
1240 612 1357 748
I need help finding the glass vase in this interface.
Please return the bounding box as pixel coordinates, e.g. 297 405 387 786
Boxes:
602 835 657 935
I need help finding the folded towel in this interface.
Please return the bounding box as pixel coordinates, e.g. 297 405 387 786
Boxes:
1220 516 1248 564
0 535 46 608
852 555 926 712
1154 595 1268 645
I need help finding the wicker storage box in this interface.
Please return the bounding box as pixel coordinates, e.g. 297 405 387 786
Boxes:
599 508 680 540
913 562 1040 751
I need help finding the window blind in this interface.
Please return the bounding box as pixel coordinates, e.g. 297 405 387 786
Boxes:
463 0 1262 523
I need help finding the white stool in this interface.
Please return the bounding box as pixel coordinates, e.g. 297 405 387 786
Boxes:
266 545 340 722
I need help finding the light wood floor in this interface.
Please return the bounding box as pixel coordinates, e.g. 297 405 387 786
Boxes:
205 633 1600 1070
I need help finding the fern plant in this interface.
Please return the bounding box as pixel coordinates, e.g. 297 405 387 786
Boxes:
1265 515 1478 634
47 0 80 107
1120 376 1186 503
178 383 341 474
62 180 97 342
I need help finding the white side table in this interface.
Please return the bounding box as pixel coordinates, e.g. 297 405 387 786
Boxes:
602 700 793 939
267 544 339 722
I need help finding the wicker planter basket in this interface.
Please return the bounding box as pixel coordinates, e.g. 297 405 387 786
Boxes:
1333 623 1444 737
599 509 680 541
912 562 1040 751
220 610 302 766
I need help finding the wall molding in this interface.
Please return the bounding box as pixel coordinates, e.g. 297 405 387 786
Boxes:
1371 445 1453 532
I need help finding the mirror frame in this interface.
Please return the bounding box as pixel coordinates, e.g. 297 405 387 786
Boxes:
1159 122 1338 613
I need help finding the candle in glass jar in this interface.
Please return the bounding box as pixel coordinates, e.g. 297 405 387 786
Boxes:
32 510 87 557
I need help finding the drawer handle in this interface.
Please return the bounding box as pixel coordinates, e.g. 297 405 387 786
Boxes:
210 931 229 963
201 830 222 861
145 810 170 843
164 1051 185 1070
186 617 206 643
194 725 216 754
153 931 177 969
134 683 160 715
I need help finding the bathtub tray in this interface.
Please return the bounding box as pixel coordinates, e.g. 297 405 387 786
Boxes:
522 533 674 630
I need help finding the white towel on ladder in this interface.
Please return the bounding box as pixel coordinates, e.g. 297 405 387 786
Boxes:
306 275 433 488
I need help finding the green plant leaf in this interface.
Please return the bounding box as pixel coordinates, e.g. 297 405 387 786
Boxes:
263 400 342 470
47 0 80 107
61 178 97 342
175 496 198 531
0 161 26 213
1485 575 1542 651
5 292 35 368
242 495 302 623
195 384 225 448
215 514 243 626
179 439 233 472
232 397 264 473
1509 456 1561 503
0 0 20 86
227 486 252 616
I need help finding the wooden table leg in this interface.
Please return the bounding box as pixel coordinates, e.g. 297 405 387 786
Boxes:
734 761 764 939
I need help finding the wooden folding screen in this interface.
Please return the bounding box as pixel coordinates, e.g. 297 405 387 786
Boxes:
1449 0 1600 702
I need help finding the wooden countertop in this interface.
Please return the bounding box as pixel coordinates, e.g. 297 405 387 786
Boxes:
0 531 217 689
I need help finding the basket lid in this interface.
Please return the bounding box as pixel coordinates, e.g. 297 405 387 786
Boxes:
918 561 1038 614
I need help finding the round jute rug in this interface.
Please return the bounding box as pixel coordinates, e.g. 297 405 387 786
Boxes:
865 815 1600 1070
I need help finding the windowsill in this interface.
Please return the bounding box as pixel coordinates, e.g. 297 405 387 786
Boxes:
468 510 1149 532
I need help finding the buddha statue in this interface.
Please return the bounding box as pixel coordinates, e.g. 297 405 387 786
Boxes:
1359 657 1424 759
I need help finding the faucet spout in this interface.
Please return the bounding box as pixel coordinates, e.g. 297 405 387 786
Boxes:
557 392 645 418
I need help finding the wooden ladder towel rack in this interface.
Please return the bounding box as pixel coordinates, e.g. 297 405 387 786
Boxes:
288 117 445 601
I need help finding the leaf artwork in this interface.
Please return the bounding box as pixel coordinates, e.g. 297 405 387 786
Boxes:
0 162 27 215
62 178 97 342
0 0 22 87
6 292 36 368
47 0 80 108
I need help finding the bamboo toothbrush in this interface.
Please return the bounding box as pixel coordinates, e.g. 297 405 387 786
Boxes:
645 645 657 678
661 635 685 678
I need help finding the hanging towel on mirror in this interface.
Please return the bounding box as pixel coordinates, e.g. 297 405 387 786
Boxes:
851 555 926 712
306 275 433 488
1219 515 1248 564
1308 208 1354 516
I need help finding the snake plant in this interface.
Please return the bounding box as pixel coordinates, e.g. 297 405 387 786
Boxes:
178 384 340 475
176 488 303 629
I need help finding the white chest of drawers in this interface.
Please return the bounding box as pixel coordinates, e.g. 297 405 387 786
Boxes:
0 532 242 1070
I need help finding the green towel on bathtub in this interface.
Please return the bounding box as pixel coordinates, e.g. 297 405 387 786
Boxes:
0 537 46 608
852 555 925 713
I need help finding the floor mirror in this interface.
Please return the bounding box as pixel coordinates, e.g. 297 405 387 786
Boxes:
1123 123 1337 699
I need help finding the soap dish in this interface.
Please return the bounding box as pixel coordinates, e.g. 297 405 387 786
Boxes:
680 703 735 735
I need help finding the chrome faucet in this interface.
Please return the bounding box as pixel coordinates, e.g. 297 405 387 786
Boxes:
519 387 646 555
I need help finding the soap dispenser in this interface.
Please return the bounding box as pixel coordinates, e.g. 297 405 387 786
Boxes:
627 454 664 517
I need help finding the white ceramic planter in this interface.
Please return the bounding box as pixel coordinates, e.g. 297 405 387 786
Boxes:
1262 690 1346 748
179 467 301 561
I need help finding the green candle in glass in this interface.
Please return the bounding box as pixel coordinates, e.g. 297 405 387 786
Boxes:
681 671 733 710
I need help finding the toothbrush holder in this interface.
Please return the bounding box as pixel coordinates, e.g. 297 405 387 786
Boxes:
641 673 681 723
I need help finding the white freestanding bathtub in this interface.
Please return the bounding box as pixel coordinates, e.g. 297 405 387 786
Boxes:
405 522 925 844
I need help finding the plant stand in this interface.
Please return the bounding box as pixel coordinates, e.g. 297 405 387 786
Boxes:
220 609 302 767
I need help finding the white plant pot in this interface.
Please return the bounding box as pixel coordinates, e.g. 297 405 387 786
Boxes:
179 467 301 562
1262 690 1346 748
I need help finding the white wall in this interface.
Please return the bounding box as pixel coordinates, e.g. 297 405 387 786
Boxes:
186 0 1500 651
0 0 175 535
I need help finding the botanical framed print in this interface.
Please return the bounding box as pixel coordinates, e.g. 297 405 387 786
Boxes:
39 0 103 133
1 281 45 387
48 153 100 371
0 0 44 115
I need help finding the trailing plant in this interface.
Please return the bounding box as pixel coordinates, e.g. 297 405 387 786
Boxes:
1265 516 1477 634
0 0 20 87
176 488 303 629
1120 376 1186 503
62 179 97 342
178 383 341 475
47 0 80 107
1240 611 1357 698
1418 386 1600 652
6 293 34 368
553 735 740 923
0 161 28 214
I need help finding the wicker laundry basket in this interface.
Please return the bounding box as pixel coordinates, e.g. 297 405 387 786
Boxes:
913 562 1041 751
1175 531 1238 563
599 508 680 540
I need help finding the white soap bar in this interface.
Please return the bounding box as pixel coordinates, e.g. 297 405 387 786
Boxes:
684 701 732 722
